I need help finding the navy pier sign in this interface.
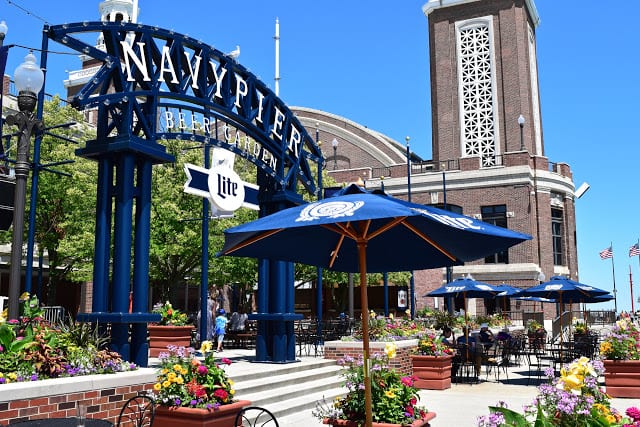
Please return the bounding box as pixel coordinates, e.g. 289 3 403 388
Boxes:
43 21 323 366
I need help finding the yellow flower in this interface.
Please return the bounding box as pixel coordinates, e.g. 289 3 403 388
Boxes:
384 390 396 398
167 372 177 381
176 376 184 385
200 341 213 353
228 379 234 386
153 383 162 391
161 368 168 375
385 342 397 359
173 364 183 372
19 292 30 301
162 380 171 388
230 389 235 395
8 373 17 380
389 313 394 320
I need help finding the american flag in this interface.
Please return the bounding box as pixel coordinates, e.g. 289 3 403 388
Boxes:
599 246 613 260
630 243 640 257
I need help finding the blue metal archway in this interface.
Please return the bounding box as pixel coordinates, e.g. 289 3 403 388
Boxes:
42 21 323 366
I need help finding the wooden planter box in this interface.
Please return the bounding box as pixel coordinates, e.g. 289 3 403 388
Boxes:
148 325 195 357
410 355 453 390
323 412 436 427
154 400 252 427
603 359 640 398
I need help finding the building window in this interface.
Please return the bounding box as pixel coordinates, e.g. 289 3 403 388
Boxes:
552 208 563 265
482 205 508 263
432 203 463 214
456 17 500 168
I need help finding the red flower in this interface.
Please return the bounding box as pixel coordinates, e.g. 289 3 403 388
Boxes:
213 388 229 402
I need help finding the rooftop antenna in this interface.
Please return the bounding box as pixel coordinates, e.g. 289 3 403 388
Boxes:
274 18 280 96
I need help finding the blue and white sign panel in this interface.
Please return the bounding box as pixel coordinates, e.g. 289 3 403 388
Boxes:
184 149 258 215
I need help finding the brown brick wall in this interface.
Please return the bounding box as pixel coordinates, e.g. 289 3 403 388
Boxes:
324 340 418 376
0 375 155 425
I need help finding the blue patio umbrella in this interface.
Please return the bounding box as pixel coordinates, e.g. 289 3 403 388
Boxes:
220 184 531 427
427 277 501 352
494 283 524 311
519 276 609 349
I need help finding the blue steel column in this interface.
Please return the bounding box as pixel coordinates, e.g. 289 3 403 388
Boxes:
285 261 296 359
131 159 152 366
25 32 49 293
92 159 113 313
200 144 211 344
111 154 135 360
271 260 286 361
315 126 323 346
255 259 269 360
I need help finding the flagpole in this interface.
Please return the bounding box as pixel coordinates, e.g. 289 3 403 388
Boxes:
611 242 618 314
630 265 635 313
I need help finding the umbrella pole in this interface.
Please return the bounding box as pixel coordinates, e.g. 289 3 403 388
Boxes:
358 241 373 427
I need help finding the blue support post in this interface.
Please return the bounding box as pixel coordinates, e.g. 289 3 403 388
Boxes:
110 154 135 360
92 159 112 313
131 159 152 366
200 145 211 344
384 272 389 316
25 31 49 294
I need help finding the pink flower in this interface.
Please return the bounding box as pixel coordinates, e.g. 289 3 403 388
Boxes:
401 376 414 387
221 358 232 365
197 365 208 375
626 407 640 421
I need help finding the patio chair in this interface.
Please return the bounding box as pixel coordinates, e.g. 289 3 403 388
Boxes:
234 406 279 427
116 393 155 427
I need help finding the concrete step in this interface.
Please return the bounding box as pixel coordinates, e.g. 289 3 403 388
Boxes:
229 357 346 422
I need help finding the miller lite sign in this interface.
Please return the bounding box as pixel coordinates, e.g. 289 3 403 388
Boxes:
184 149 258 215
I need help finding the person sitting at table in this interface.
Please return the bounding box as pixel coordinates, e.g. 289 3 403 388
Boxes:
479 323 495 350
440 326 456 347
456 326 482 378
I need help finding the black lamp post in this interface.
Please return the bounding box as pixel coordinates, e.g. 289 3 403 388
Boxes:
405 136 415 319
518 114 525 151
331 138 338 170
0 20 7 48
6 51 44 320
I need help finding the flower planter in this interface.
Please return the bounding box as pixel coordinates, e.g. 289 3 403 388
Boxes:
154 400 252 427
148 325 195 357
603 359 640 398
323 412 436 427
410 355 453 390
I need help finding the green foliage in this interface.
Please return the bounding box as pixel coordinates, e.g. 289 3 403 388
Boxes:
415 332 454 356
152 301 191 326
0 294 136 383
57 316 110 350
315 344 428 424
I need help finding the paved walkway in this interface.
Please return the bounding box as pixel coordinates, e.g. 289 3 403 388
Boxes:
185 348 640 426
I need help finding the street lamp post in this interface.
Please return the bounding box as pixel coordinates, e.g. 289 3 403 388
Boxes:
441 161 453 313
5 52 44 319
331 138 338 170
0 21 7 47
405 136 415 319
518 114 525 151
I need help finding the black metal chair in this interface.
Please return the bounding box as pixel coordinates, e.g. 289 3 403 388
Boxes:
116 394 155 427
234 406 279 427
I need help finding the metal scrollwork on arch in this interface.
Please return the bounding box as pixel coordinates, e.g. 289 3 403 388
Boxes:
46 21 322 197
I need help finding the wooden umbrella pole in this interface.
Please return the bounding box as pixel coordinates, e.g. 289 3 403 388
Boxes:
358 240 373 427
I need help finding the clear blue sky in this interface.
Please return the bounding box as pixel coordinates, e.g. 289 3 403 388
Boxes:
2 1 639 313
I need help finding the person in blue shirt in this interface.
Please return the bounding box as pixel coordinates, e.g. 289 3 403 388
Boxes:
215 309 228 352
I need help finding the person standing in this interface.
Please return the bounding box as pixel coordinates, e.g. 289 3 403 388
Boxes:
215 308 228 352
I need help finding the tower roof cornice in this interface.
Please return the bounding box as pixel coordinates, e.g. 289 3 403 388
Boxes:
422 0 540 28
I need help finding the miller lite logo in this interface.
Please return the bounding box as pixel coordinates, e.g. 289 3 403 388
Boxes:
209 168 245 212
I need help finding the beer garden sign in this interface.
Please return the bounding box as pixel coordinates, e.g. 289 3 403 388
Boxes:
43 21 323 365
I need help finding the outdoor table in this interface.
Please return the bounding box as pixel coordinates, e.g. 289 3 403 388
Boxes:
10 418 113 426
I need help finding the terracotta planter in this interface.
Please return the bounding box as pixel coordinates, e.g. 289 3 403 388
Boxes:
154 400 251 427
323 412 436 427
410 355 453 390
148 325 195 357
603 359 640 398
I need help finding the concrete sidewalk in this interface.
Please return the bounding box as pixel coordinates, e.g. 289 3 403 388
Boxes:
169 348 640 426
